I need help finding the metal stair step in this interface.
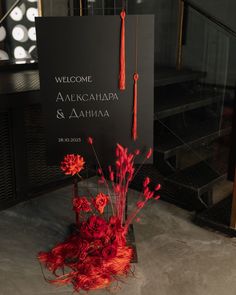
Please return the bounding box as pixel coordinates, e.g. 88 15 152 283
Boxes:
155 115 231 159
193 195 236 237
165 159 227 197
155 66 205 87
155 90 222 120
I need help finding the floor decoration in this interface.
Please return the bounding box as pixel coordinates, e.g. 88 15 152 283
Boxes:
38 138 161 293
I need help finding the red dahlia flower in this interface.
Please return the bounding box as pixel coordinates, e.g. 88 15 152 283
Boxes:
93 193 109 214
60 154 85 176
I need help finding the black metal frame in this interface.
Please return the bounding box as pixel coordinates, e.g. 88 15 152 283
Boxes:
183 0 236 39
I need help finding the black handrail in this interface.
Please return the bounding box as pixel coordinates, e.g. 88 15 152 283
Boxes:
183 0 236 39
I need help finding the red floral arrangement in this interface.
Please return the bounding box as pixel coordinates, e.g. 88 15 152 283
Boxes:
38 138 161 293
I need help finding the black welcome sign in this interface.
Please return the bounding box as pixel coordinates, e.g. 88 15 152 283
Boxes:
36 15 154 165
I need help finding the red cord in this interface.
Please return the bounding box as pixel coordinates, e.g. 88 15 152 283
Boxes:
119 10 126 90
132 73 139 141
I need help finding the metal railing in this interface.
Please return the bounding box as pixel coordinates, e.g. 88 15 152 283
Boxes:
176 0 236 70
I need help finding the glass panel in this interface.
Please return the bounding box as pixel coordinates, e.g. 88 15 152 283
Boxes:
155 5 234 209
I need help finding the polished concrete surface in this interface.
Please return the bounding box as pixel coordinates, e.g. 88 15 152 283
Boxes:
1 177 236 295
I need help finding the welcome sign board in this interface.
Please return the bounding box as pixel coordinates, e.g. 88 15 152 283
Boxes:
36 15 154 165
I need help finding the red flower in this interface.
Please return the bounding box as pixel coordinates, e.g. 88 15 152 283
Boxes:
92 240 103 250
81 216 108 240
73 197 91 213
102 245 117 260
137 201 145 209
143 177 150 188
93 193 109 214
155 195 161 200
107 216 126 246
61 154 85 176
107 216 120 237
134 149 140 155
78 240 90 261
146 148 153 159
87 137 93 145
155 184 161 191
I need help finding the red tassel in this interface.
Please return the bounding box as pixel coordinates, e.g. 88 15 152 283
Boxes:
132 73 139 141
119 10 126 90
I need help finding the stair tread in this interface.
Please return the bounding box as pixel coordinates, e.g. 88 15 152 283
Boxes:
194 196 232 230
155 67 205 87
165 159 226 193
155 116 231 158
155 91 222 119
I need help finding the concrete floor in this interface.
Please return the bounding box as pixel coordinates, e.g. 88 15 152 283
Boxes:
1 177 236 295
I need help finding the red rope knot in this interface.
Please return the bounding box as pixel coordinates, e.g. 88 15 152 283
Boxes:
120 10 126 19
133 73 139 81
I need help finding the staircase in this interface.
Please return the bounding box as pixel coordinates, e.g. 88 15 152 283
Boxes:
132 66 232 211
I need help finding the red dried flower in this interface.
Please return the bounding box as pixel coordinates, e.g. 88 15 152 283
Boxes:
61 154 85 176
39 144 161 293
145 191 154 200
76 239 90 261
117 143 124 152
146 148 153 159
107 216 120 236
92 239 103 250
102 245 117 260
143 177 150 188
73 197 91 213
155 184 161 191
75 275 94 291
87 137 93 145
93 193 109 214
137 201 145 209
110 171 114 181
81 216 108 240
134 149 140 155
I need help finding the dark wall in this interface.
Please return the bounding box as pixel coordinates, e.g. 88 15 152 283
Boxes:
41 0 179 67
128 0 178 66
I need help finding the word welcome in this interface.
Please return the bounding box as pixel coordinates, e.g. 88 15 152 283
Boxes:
55 76 93 83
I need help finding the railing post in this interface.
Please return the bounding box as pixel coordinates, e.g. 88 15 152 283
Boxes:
37 0 43 17
230 168 236 229
230 86 236 229
80 0 83 16
176 0 184 70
